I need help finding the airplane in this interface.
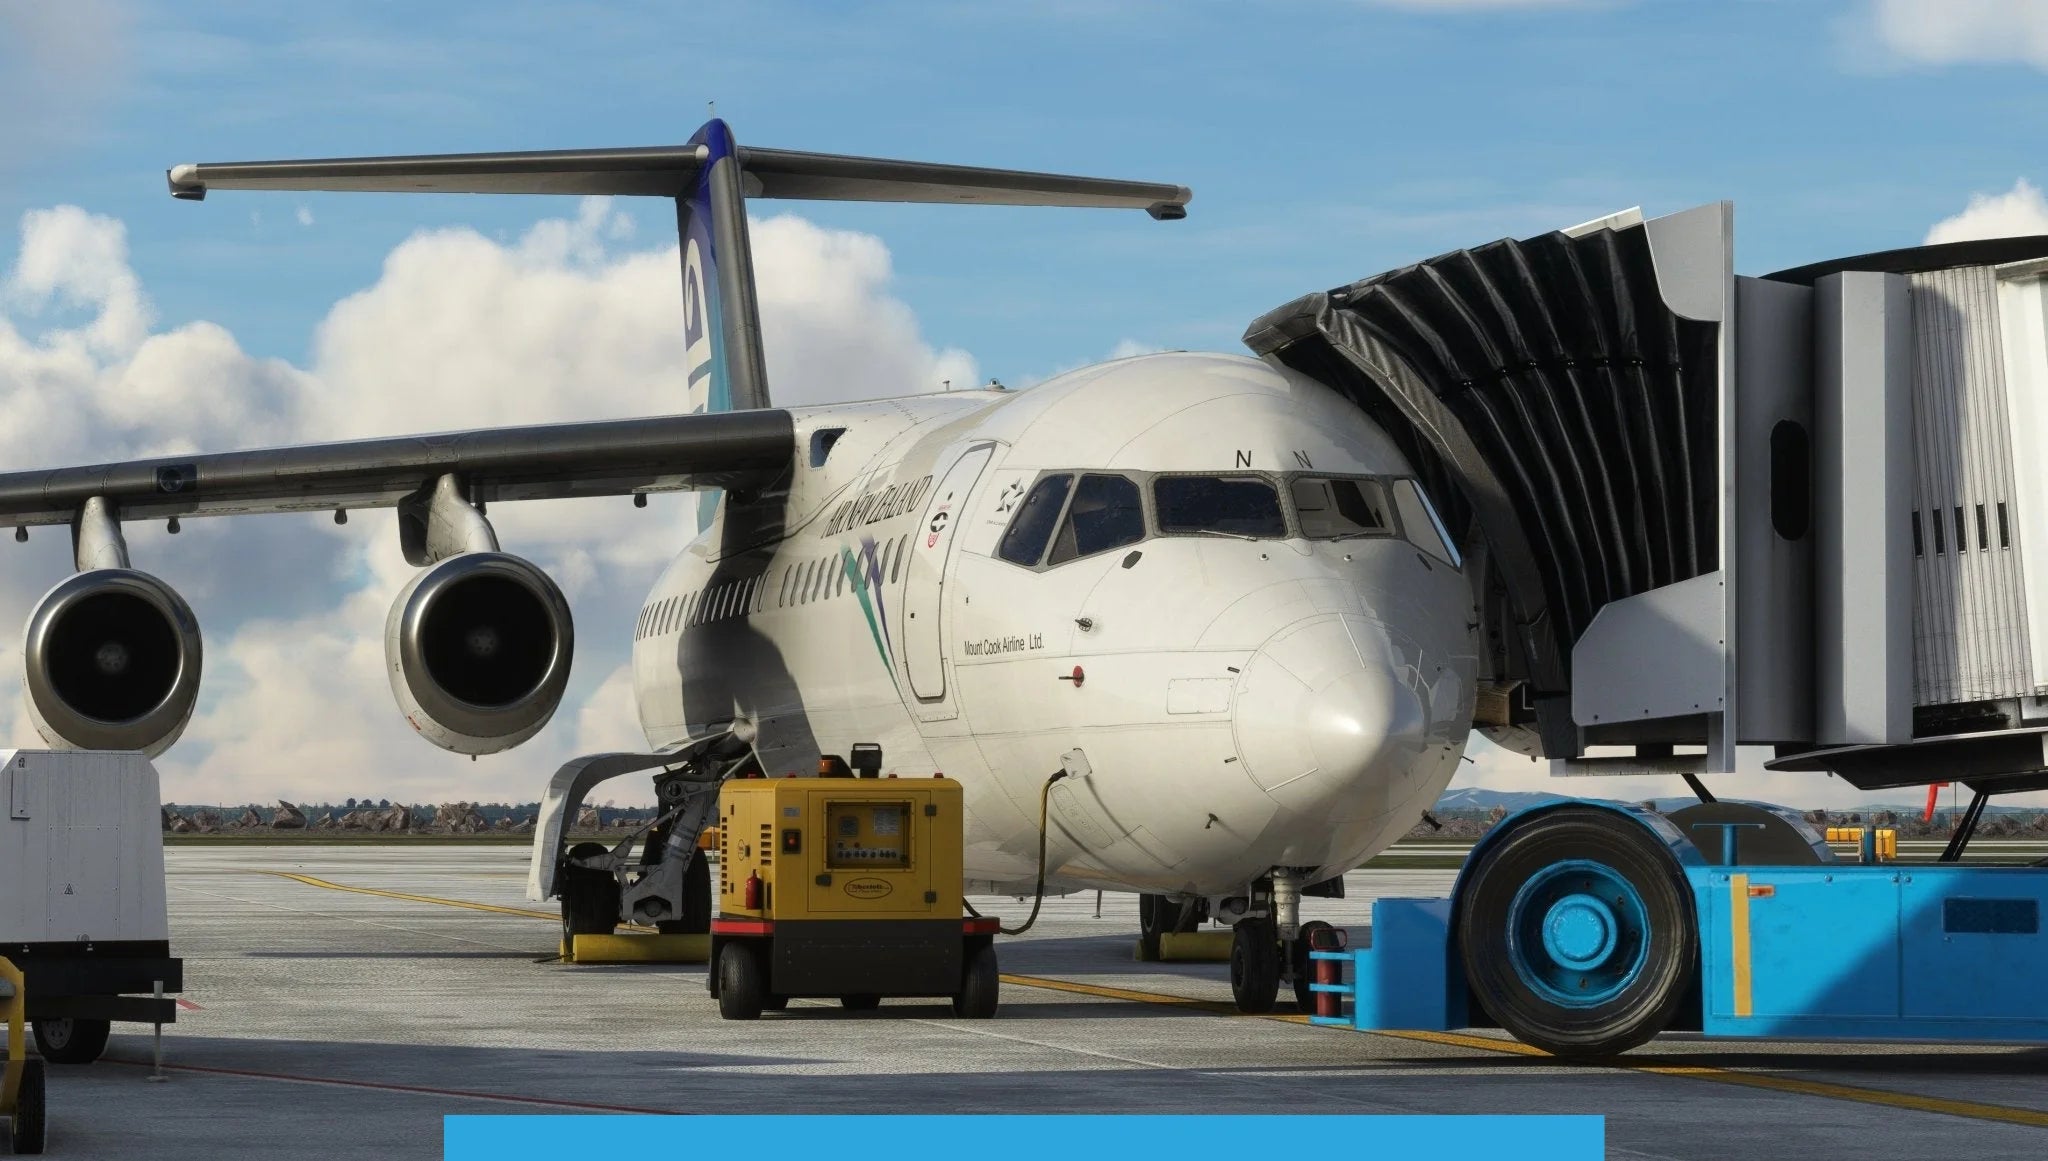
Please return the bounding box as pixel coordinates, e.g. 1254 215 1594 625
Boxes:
0 120 1478 1014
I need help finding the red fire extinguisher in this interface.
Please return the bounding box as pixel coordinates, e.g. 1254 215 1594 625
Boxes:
743 870 763 910
1309 924 1348 1019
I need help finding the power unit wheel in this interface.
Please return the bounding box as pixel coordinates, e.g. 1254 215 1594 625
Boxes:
764 995 790 1012
9 1057 44 1154
1291 920 1335 1011
33 1016 110 1064
839 994 881 1011
1229 917 1280 1014
716 942 767 1021
953 941 999 1019
1458 806 1698 1058
558 842 619 943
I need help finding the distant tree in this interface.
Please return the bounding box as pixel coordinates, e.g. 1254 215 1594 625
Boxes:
378 798 390 809
346 798 357 808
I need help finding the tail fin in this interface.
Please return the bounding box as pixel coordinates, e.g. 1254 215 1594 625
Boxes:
169 120 1189 421
677 120 761 423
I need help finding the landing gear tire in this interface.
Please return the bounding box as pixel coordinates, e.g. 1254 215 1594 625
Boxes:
1229 917 1281 1014
764 995 790 1012
655 850 713 935
953 940 1000 1019
840 994 881 1011
716 942 767 1021
1138 893 1201 961
1458 806 1697 1058
1291 920 1334 1011
32 1016 110 1064
8 1058 43 1154
559 842 619 944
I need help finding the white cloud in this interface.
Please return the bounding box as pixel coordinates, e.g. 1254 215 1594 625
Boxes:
0 199 971 808
1861 0 2048 70
1926 178 2048 245
296 206 315 228
1359 0 1605 9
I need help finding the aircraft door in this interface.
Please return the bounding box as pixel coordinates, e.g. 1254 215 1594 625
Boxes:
905 443 994 704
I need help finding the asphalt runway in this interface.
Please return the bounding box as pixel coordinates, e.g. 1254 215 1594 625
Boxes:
21 846 2048 1159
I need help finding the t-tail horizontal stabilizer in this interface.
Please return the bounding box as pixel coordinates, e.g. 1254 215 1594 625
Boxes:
166 119 1192 419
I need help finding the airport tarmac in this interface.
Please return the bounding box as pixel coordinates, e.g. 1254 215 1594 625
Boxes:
23 845 2048 1159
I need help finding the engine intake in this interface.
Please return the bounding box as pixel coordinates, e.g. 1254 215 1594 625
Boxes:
24 568 203 757
385 551 574 755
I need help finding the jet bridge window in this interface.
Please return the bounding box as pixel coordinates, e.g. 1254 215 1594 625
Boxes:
998 474 1073 566
1048 474 1145 565
1289 476 1392 540
1154 475 1284 539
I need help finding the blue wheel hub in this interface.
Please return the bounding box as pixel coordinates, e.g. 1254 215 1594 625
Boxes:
1506 859 1650 1008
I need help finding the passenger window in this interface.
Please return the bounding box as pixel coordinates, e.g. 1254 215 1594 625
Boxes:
1292 477 1392 540
1391 479 1460 567
998 474 1073 566
1048 474 1145 565
1155 476 1284 538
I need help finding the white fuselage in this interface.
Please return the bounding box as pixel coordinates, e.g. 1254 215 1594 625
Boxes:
629 353 1478 897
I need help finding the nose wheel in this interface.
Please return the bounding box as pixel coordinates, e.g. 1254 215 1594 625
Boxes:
1229 917 1281 1013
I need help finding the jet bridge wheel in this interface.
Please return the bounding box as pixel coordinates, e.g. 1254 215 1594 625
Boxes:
1457 807 1697 1059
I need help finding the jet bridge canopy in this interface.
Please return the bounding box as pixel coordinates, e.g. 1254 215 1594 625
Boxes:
1248 204 2048 794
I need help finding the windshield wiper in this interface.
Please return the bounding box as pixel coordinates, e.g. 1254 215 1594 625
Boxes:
1319 530 1392 542
1174 528 1261 541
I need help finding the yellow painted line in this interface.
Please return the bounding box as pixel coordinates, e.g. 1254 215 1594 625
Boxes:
255 871 559 920
1626 1061 2048 1129
1002 971 2048 1128
1730 872 1753 1018
254 870 663 934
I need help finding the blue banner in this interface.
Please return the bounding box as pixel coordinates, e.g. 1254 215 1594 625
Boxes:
446 1115 1602 1160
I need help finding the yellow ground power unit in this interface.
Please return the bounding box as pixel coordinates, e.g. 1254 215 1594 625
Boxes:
707 772 999 1020
1 957 46 1155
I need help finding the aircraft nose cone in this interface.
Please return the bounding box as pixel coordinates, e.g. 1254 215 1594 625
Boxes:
1232 614 1429 814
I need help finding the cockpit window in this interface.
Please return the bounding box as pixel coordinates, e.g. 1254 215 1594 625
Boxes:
998 473 1072 566
1391 478 1460 566
1291 476 1392 540
1154 475 1285 538
1048 474 1145 565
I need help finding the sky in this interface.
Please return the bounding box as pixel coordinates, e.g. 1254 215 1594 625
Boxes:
2 0 2048 810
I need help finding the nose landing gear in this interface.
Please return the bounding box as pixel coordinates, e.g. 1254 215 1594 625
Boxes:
1229 868 1323 1014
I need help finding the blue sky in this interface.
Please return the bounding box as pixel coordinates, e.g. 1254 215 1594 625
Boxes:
9 0 2048 382
3 0 2048 807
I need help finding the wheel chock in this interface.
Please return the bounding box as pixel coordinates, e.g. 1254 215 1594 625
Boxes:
1141 931 1232 962
567 933 711 964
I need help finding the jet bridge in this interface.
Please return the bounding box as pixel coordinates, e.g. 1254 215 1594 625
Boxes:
1246 203 2048 797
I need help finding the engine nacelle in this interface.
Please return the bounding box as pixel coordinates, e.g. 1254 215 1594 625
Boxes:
24 568 203 757
384 551 574 755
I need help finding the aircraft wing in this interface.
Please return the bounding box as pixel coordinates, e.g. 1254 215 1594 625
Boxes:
0 408 794 528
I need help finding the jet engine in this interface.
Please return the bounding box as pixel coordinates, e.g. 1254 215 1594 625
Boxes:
385 551 574 755
23 568 203 757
